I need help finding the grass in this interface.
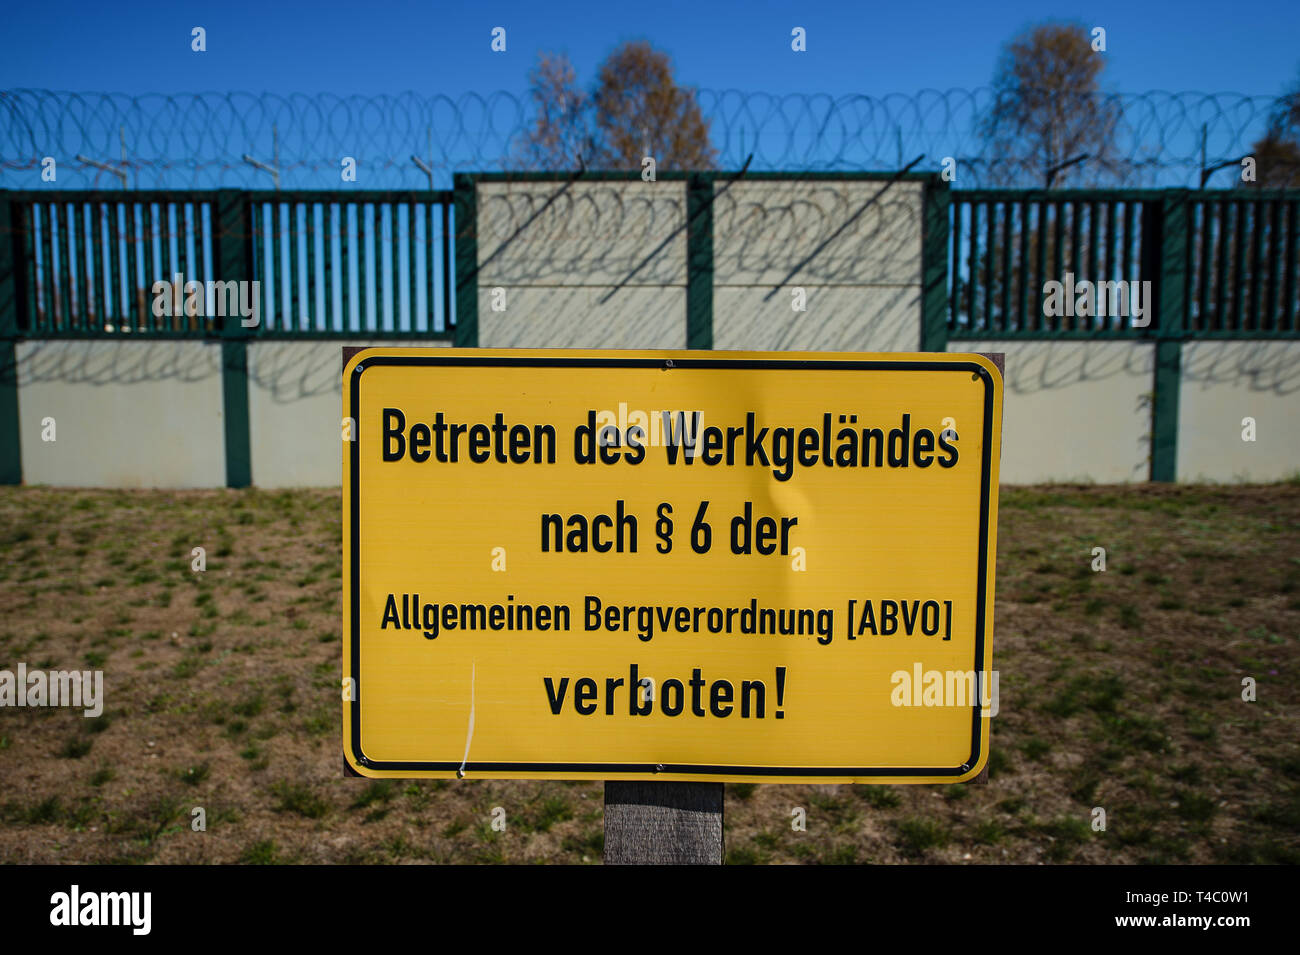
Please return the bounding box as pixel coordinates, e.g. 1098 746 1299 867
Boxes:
270 781 330 820
0 483 1296 864
895 818 950 856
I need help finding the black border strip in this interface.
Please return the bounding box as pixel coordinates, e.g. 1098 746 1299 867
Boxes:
347 355 996 777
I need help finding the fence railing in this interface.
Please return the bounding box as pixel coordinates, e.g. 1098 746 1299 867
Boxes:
1186 194 1299 336
948 188 1300 339
2 190 457 338
4 184 1299 341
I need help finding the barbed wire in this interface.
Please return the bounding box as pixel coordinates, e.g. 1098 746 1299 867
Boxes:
0 88 1284 190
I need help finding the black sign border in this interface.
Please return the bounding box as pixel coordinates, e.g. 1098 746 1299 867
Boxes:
347 354 996 779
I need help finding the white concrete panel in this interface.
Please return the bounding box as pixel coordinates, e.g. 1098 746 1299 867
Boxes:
713 181 923 287
713 285 920 351
476 181 687 286
16 339 226 488
478 286 686 349
958 340 1154 484
248 339 449 488
1178 340 1300 482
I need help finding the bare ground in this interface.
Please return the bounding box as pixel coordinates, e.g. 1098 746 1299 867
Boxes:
0 483 1296 864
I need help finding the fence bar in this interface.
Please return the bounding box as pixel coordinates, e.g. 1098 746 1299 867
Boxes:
0 197 24 483
429 200 440 330
1122 201 1135 288
58 204 73 330
1230 201 1246 331
131 202 146 330
341 203 351 332
949 199 962 331
1195 201 1210 332
182 203 195 331
1014 199 1028 332
1051 201 1065 330
1247 200 1262 331
968 201 980 330
441 200 452 331
1152 191 1188 482
292 203 302 330
216 190 252 487
382 203 392 331
1035 201 1048 333
1068 200 1082 331
984 200 995 332
1104 201 1117 283
1214 201 1229 332
309 203 319 330
999 201 1011 331
69 203 84 332
104 203 118 328
50 205 63 330
313 203 324 330
412 203 421 331
358 202 369 331
35 205 50 330
146 201 160 333
1087 201 1099 330
921 177 949 351
55 204 70 331
82 205 97 331
166 204 180 331
1265 199 1280 332
1286 201 1298 331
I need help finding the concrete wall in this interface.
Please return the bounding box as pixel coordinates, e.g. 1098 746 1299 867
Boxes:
10 181 1298 488
1178 340 1300 482
712 180 923 351
12 338 456 489
16 339 226 488
248 339 447 488
957 340 1155 484
475 181 687 348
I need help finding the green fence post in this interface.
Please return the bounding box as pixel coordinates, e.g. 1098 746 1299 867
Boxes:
1151 190 1188 482
453 174 478 347
216 190 252 488
0 197 26 485
921 175 950 352
686 173 714 350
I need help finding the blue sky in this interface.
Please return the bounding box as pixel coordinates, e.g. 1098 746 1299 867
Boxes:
3 0 1298 98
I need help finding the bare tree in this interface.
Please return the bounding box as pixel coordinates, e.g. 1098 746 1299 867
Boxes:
1247 71 1300 188
516 41 716 170
980 22 1121 187
589 41 716 169
514 52 592 170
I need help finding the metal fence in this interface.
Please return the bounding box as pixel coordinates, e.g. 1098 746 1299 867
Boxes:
1 88 1287 190
948 189 1300 339
1187 194 1299 335
3 190 457 338
4 182 1299 342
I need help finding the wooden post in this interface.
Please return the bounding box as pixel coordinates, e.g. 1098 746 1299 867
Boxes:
604 781 724 865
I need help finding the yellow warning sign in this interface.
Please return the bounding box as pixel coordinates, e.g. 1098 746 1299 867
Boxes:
342 349 1001 783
